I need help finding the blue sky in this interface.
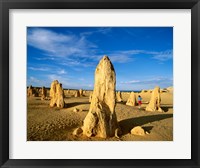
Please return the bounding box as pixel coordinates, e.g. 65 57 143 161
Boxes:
27 27 173 91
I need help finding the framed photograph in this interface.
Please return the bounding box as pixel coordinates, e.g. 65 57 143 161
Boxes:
0 0 200 167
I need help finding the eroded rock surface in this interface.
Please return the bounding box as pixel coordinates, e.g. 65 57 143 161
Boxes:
82 56 118 138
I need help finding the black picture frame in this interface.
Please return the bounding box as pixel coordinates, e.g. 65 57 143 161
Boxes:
0 0 200 167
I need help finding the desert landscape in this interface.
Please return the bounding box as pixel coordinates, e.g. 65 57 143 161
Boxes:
27 27 173 141
27 56 173 141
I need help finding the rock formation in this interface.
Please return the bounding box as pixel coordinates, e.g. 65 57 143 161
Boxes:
73 108 79 112
116 91 123 102
41 86 47 100
79 89 83 96
81 56 119 138
27 85 38 97
167 86 173 93
145 86 163 112
141 90 147 94
27 85 33 97
73 128 83 136
74 90 80 97
49 80 65 108
126 92 137 106
131 126 145 136
89 92 93 102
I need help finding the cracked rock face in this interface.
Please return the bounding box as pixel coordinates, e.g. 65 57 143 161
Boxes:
145 86 163 112
49 80 65 108
82 56 118 138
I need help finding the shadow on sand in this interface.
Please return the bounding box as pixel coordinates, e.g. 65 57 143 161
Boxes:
65 102 90 108
119 113 173 135
161 105 173 112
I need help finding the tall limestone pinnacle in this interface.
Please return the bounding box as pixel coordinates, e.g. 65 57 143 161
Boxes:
82 55 119 138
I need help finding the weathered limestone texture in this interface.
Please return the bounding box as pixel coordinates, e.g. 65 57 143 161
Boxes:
49 80 65 108
131 126 145 136
82 56 119 138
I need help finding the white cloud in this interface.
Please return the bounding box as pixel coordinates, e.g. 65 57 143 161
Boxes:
28 76 41 83
90 49 172 64
121 80 140 84
90 53 134 64
28 67 50 71
34 57 55 61
108 54 133 63
27 76 48 86
121 77 172 86
28 28 172 69
80 27 112 36
47 74 94 89
57 69 66 75
151 50 172 61
28 28 96 58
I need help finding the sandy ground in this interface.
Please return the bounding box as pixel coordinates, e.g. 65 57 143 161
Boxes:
27 91 173 141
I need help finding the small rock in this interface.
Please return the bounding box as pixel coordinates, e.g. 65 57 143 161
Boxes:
40 126 46 131
58 125 62 129
73 127 83 136
73 108 79 112
36 126 40 130
131 126 145 136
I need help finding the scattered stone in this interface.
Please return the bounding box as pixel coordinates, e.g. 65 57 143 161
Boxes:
73 108 79 112
73 127 83 136
82 56 119 138
126 92 137 106
131 126 145 136
145 86 163 112
145 131 150 135
32 94 36 97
